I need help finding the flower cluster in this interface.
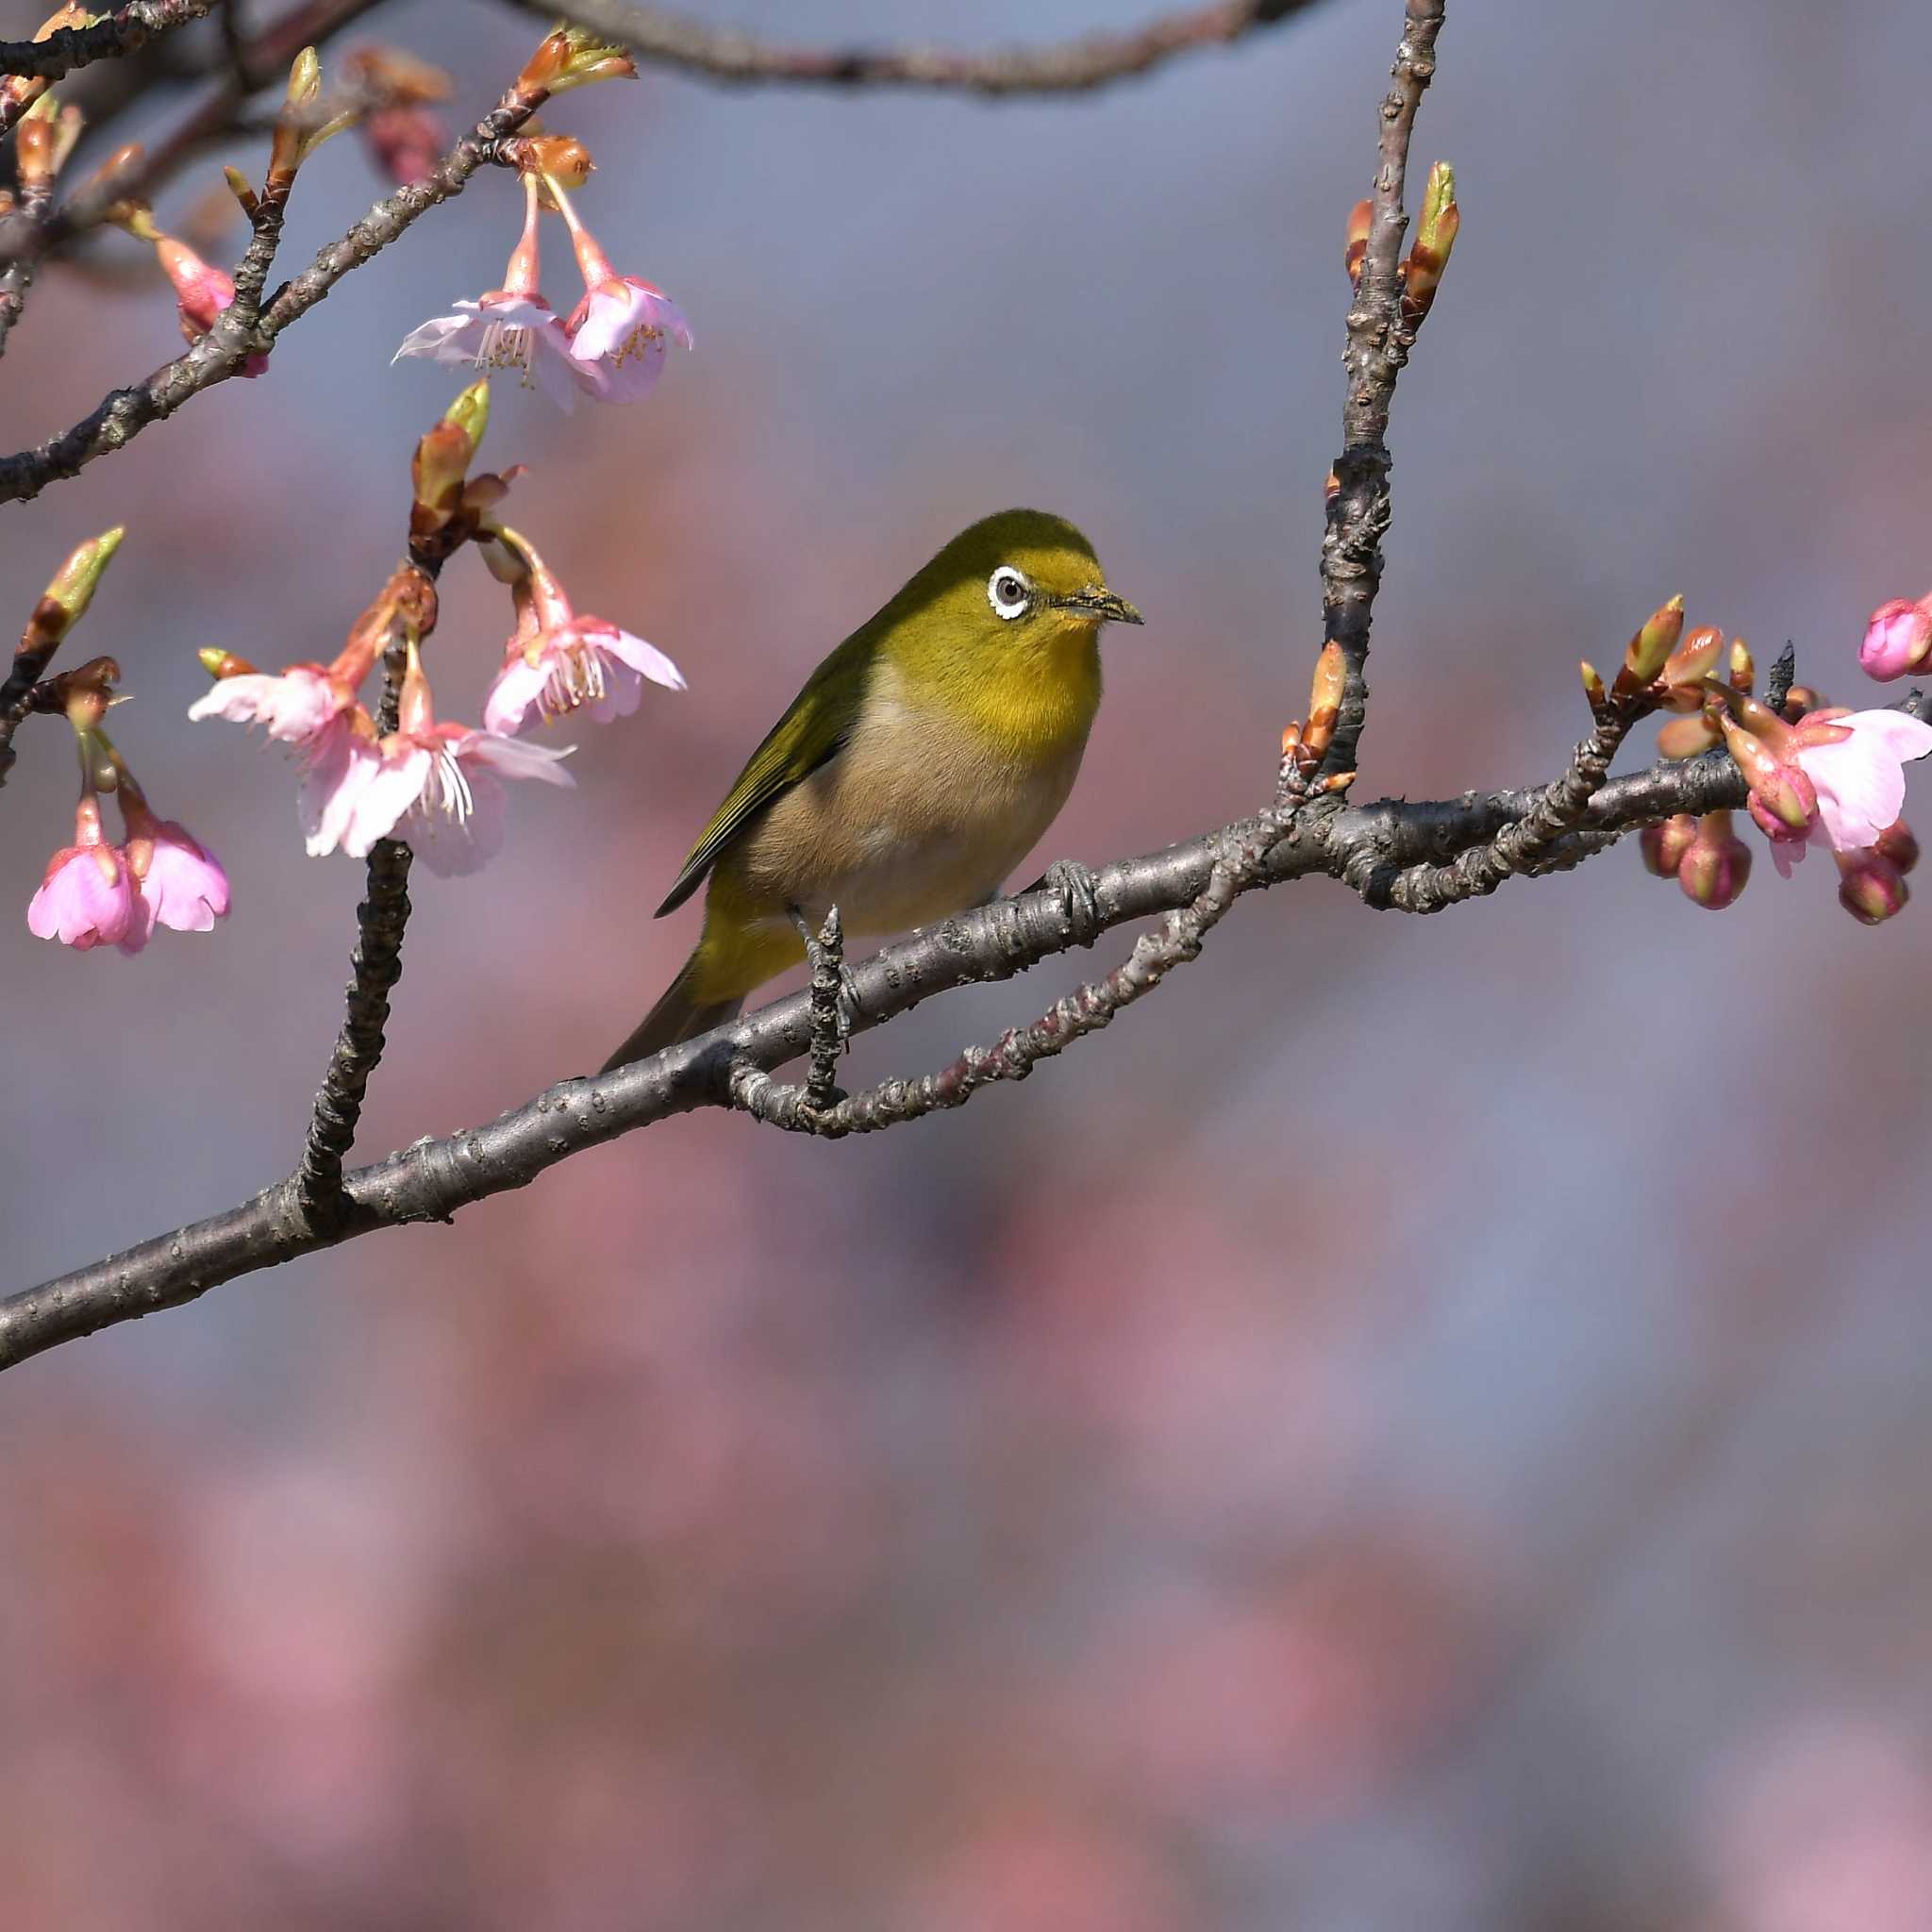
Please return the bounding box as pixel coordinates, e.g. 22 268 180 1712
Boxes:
394 162 691 410
188 381 681 877
1634 608 1932 923
16 533 230 955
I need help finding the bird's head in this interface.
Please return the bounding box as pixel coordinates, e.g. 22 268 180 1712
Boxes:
877 508 1142 682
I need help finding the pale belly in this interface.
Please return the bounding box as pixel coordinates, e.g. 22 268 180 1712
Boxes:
726 714 1090 939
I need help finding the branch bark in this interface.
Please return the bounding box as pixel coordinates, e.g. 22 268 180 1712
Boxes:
1320 0 1446 778
0 85 541 504
1 732 1809 1375
0 0 211 82
512 0 1328 95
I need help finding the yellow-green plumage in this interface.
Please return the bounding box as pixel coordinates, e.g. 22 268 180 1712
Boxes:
601 509 1140 1072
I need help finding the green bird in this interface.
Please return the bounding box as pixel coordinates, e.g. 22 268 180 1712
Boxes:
602 508 1141 1072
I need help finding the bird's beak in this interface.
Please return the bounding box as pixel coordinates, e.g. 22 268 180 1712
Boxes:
1057 585 1144 626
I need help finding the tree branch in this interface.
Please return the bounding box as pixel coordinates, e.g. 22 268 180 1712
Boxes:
42 0 391 240
511 0 1328 95
0 179 55 359
0 83 541 505
1320 0 1445 778
0 0 210 85
292 836 413 1224
2 729 1811 1375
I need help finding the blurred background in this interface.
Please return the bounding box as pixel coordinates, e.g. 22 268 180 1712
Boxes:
4 0 1931 1925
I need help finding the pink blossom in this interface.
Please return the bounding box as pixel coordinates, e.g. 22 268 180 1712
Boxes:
26 796 135 950
554 187 691 402
156 235 268 377
188 663 349 743
1859 598 1932 682
299 714 383 859
392 291 591 410
392 173 597 408
119 795 230 953
1791 708 1932 852
308 643 574 874
482 547 683 735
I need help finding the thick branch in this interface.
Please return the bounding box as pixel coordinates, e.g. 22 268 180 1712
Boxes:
0 86 539 504
0 741 1781 1374
0 0 210 83
1320 0 1445 776
517 0 1326 94
733 821 1271 1136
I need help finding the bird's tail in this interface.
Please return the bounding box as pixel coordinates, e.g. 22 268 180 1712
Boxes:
599 951 743 1074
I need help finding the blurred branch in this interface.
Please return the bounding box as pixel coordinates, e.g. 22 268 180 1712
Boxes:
9 718 1873 1374
0 0 210 85
508 0 1330 94
44 0 388 234
0 176 54 356
1320 0 1445 779
0 82 541 504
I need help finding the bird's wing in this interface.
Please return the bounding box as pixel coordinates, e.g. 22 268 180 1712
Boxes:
654 636 865 918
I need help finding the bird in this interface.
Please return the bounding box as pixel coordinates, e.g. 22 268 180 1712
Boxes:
600 508 1141 1073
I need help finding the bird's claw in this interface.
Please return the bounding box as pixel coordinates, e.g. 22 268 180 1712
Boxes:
1039 858 1103 946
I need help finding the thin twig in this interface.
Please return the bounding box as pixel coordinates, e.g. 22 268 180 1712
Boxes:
0 83 541 504
510 0 1328 95
1320 0 1446 778
43 0 388 239
1364 700 1644 910
3 726 1837 1375
803 905 844 1114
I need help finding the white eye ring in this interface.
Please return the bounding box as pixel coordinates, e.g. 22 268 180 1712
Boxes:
987 565 1030 620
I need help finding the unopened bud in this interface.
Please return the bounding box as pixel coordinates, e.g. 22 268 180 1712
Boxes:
1859 597 1932 683
222 164 259 216
1659 625 1723 704
1874 820 1920 875
341 44 452 102
1640 814 1699 878
198 646 259 679
1304 640 1344 756
1401 161 1458 323
506 132 594 192
1781 684 1824 721
441 376 490 451
1728 637 1754 692
1678 811 1752 910
1343 196 1373 289
1720 714 1815 831
1623 595 1685 686
37 526 125 641
1657 710 1722 759
1836 850 1909 925
518 24 638 97
412 424 471 525
1580 660 1606 711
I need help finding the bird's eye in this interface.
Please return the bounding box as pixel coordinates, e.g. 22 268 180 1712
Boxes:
988 566 1030 619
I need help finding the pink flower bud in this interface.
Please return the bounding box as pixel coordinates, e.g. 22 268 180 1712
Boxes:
1874 819 1920 874
1859 598 1932 683
1677 810 1752 910
1836 850 1909 925
1640 815 1698 878
26 795 135 949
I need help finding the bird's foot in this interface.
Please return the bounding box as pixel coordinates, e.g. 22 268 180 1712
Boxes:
1033 858 1104 947
789 904 858 1108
